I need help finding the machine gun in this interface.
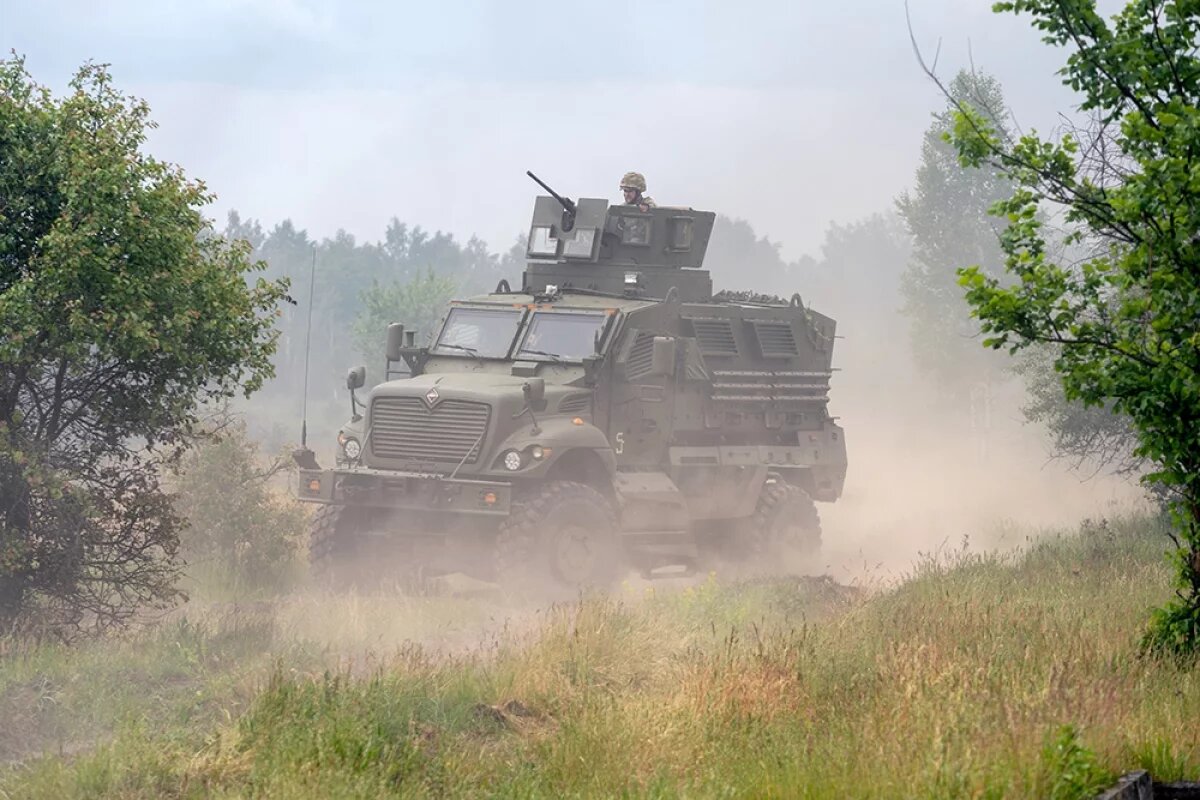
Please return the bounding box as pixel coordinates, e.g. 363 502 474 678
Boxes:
526 170 576 231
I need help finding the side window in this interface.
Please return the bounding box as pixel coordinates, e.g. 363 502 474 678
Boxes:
668 217 693 251
617 216 651 246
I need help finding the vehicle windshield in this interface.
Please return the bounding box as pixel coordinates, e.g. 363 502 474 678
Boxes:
516 311 610 361
432 307 523 359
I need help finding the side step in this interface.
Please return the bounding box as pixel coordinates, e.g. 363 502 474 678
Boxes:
623 532 698 577
613 472 697 576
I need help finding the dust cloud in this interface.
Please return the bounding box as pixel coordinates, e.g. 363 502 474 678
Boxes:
816 380 1145 584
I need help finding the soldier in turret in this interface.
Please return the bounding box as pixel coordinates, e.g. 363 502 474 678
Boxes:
619 171 656 211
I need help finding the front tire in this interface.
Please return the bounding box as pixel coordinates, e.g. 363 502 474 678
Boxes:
308 504 370 589
496 481 621 594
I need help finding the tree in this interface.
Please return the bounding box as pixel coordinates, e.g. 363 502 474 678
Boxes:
938 0 1200 656
1016 346 1142 476
706 216 792 296
352 268 459 371
897 69 1013 402
796 214 914 392
0 59 287 635
804 213 911 321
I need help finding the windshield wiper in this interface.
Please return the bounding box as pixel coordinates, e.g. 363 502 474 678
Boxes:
436 343 483 363
518 348 567 362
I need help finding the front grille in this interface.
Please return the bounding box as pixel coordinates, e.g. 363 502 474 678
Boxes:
369 397 490 465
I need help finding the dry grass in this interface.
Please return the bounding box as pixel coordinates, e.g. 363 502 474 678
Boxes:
2 513 1197 798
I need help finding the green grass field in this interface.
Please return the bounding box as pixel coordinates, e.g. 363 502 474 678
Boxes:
2 513 1197 799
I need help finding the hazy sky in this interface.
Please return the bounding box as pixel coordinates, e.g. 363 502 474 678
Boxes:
3 0 1084 258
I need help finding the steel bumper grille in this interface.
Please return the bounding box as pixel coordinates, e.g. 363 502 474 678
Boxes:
369 397 490 465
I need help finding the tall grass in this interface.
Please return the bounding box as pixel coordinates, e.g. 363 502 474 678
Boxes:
2 513 1197 798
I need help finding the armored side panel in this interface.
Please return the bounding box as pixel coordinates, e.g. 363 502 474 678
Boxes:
522 197 715 302
676 299 838 434
606 294 847 505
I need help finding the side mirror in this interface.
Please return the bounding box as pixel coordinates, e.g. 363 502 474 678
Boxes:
346 365 367 390
522 378 546 411
386 323 405 363
649 337 677 378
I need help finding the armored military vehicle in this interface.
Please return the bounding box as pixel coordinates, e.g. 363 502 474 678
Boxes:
293 175 847 589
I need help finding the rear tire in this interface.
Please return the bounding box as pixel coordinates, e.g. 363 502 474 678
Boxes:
751 480 821 566
496 481 620 595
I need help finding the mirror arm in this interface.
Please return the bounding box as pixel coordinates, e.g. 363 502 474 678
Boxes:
385 348 427 379
402 350 425 373
511 404 541 436
513 382 544 435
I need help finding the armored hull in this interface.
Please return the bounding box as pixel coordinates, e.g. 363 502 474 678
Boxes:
294 191 847 590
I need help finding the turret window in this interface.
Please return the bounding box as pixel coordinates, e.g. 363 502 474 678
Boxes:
668 216 694 251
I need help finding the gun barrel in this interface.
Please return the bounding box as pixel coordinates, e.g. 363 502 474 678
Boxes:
525 171 576 215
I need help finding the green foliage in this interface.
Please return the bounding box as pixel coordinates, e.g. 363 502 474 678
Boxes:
351 268 459 370
1131 736 1195 781
174 415 306 594
0 58 287 634
1017 345 1143 475
897 69 1012 398
947 0 1200 657
232 664 493 795
1039 725 1112 800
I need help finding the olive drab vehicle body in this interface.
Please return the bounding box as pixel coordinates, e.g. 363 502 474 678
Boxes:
294 178 848 587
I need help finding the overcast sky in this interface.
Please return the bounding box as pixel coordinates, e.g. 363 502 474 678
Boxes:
2 0 1085 258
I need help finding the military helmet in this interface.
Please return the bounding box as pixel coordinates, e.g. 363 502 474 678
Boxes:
619 171 647 192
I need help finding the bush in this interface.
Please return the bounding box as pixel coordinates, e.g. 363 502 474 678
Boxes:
174 416 306 594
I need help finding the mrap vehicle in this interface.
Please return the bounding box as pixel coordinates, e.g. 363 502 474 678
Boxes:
293 177 847 589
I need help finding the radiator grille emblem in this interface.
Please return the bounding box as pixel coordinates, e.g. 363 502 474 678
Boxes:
424 387 440 406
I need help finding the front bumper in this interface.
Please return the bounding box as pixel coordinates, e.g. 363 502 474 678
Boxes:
295 466 512 516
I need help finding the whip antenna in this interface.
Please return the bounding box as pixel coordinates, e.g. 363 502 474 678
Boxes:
300 246 317 448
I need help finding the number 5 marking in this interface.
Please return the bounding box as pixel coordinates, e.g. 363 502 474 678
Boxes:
614 432 625 455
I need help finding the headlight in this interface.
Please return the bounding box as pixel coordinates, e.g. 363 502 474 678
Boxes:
342 437 361 460
503 450 523 471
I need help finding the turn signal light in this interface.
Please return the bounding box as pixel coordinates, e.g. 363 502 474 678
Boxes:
307 479 321 493
482 491 497 506
572 417 584 426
